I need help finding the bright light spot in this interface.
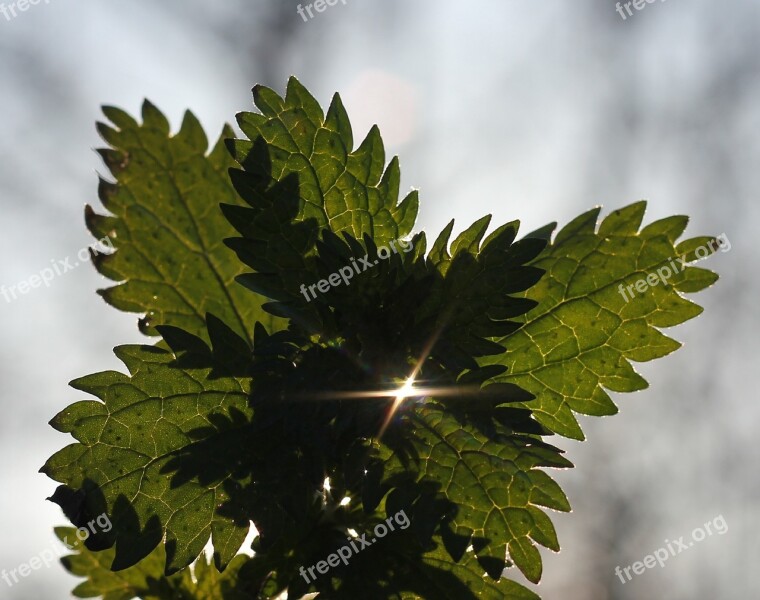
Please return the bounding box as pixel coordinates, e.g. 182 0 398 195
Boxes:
394 376 418 400
347 528 359 538
323 477 331 492
340 496 351 506
201 521 258 564
236 522 258 558
377 376 420 440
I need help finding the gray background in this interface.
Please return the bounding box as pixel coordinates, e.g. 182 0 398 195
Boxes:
0 1 756 598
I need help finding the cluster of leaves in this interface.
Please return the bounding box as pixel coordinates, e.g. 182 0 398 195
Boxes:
43 78 719 599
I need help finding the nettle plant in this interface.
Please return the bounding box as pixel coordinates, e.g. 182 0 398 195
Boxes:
42 78 720 599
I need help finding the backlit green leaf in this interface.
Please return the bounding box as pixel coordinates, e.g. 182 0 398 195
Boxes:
89 102 283 343
489 202 721 439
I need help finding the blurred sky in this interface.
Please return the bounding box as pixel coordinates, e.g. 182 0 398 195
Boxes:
0 1 758 598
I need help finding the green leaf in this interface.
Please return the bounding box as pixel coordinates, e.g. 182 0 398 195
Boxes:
89 102 283 343
333 541 542 600
223 76 419 310
42 342 253 574
233 76 418 242
488 202 721 439
47 75 723 600
372 406 571 585
422 216 546 367
402 546 542 600
56 526 261 600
